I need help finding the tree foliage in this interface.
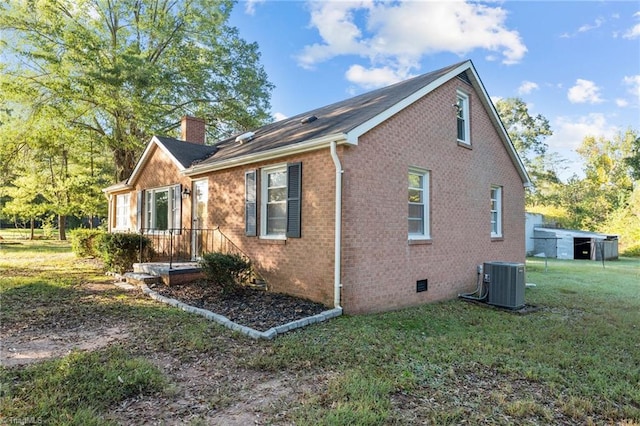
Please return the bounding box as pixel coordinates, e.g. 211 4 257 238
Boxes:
0 104 112 239
494 96 638 250
624 135 640 180
495 97 556 207
495 97 552 165
0 0 274 181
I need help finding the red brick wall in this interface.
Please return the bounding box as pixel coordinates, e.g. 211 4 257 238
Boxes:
340 78 526 314
116 76 526 314
191 149 337 306
132 145 194 230
122 141 337 307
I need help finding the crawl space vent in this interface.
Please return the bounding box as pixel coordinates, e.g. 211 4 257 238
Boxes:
416 279 428 293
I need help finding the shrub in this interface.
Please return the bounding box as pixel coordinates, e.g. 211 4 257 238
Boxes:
69 229 105 258
198 252 252 293
97 233 154 274
621 243 640 257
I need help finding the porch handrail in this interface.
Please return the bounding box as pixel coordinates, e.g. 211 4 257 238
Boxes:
135 227 264 283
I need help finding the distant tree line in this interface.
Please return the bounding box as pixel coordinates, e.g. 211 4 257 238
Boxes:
496 98 640 254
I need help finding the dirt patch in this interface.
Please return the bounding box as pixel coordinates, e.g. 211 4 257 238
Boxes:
1 325 130 367
107 360 325 426
1 276 333 423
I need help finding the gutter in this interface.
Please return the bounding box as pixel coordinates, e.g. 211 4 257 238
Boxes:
185 133 351 176
330 141 343 309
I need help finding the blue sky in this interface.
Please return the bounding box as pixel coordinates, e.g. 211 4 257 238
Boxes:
230 0 640 181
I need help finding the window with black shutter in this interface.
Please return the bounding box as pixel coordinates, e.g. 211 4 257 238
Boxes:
286 162 302 238
245 170 257 236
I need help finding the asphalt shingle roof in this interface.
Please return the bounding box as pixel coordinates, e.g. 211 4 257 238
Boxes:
154 61 467 169
154 136 217 169
196 61 467 165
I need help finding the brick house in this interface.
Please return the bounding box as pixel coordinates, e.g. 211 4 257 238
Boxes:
104 60 531 314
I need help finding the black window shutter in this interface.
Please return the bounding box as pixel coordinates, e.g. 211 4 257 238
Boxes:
173 184 182 232
286 162 302 238
245 171 257 236
136 190 144 232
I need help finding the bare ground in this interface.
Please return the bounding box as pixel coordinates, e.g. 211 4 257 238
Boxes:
0 276 333 425
2 274 631 425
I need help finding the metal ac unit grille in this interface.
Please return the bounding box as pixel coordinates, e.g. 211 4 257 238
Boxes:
484 262 525 309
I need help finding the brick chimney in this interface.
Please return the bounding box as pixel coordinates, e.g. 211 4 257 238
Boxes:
180 116 206 144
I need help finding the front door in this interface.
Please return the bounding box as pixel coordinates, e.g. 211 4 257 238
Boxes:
191 179 208 260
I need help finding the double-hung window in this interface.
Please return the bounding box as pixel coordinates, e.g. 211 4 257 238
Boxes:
252 163 302 239
490 185 502 238
408 168 430 239
115 193 130 230
144 185 181 231
262 165 288 236
456 90 470 145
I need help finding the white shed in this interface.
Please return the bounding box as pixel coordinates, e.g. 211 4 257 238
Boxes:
525 213 544 255
532 227 619 261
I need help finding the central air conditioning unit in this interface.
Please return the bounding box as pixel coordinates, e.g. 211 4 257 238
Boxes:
483 262 525 309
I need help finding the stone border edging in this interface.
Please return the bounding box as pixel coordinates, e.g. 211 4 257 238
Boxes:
139 284 343 340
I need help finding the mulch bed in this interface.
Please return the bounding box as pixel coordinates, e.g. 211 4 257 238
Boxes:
152 280 328 332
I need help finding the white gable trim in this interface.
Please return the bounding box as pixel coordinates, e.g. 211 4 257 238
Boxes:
345 61 472 145
127 136 186 186
345 60 531 186
466 63 531 187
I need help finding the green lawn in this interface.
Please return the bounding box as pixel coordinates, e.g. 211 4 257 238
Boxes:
1 240 639 425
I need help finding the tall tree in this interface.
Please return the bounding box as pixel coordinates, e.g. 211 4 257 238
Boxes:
495 97 555 206
495 97 553 165
563 130 636 230
624 134 640 180
0 0 274 181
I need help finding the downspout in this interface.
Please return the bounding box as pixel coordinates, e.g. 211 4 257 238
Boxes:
330 141 343 309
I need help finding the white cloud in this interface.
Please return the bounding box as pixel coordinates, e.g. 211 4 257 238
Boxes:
567 79 604 104
623 12 640 39
624 23 640 39
578 17 604 33
623 75 640 104
518 81 539 95
547 113 619 180
616 98 629 107
244 0 265 15
297 0 527 86
273 112 288 122
549 113 617 151
345 64 408 89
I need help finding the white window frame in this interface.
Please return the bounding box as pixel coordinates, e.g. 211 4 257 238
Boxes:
456 90 470 145
145 185 181 232
408 168 430 240
260 164 287 239
115 193 130 230
491 185 502 238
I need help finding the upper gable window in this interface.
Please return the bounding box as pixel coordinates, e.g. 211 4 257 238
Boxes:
456 90 470 145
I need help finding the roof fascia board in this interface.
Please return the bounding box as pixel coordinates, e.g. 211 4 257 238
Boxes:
345 61 473 145
465 64 532 186
128 136 186 186
102 181 132 194
186 133 350 176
